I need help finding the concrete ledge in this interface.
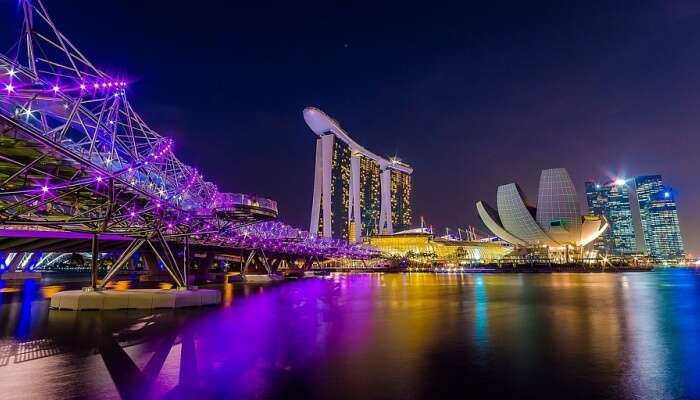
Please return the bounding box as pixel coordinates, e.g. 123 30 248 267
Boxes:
244 274 284 283
49 288 221 310
0 272 42 281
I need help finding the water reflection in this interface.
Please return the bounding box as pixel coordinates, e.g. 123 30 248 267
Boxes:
0 270 699 399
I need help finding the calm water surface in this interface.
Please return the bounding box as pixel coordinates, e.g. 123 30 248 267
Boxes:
1 270 699 399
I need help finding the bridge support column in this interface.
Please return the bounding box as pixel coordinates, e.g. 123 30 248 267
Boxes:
241 249 281 280
142 252 159 273
90 233 99 290
100 239 146 289
146 238 184 288
155 230 185 288
302 257 313 271
183 237 190 285
193 251 215 284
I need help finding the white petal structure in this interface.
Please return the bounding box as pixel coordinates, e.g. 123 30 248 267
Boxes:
477 168 607 247
476 201 527 246
536 168 582 244
497 183 557 246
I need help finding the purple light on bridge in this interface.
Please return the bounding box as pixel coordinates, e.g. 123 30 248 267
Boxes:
0 1 377 263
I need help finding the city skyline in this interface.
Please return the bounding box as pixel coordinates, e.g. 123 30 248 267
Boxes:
585 175 685 261
1 3 700 399
2 1 698 253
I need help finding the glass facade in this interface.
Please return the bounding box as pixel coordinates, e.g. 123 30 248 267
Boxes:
318 140 351 239
390 170 412 232
329 139 351 239
359 156 381 236
634 175 684 261
585 181 637 255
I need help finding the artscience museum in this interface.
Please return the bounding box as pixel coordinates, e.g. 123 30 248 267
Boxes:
476 168 608 261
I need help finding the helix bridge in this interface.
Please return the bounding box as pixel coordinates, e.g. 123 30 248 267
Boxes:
0 0 378 288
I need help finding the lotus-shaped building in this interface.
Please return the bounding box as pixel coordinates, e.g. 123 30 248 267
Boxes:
476 168 608 249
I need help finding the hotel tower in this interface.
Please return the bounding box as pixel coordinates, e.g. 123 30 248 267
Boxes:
304 107 413 242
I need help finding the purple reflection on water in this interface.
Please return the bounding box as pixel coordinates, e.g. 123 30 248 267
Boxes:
138 275 380 398
1 271 700 399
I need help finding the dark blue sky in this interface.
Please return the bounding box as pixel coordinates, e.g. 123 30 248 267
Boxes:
3 1 700 253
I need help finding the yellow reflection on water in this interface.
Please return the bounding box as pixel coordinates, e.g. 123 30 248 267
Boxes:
159 282 173 290
222 274 235 307
40 285 64 298
106 280 131 291
0 287 20 293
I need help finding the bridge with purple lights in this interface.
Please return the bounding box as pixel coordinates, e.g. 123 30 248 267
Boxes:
0 0 377 288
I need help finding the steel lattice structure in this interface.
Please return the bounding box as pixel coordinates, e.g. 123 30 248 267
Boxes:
0 1 377 287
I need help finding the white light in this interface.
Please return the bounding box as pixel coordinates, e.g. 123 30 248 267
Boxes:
8 69 16 77
614 178 626 186
41 186 49 193
4 83 14 93
52 85 60 92
96 176 103 182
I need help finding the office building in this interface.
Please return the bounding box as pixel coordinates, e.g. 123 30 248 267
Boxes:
634 175 684 261
584 180 637 255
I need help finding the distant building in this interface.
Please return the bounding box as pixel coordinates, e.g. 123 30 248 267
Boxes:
584 180 637 255
634 175 684 261
304 107 412 242
476 168 608 262
366 229 511 263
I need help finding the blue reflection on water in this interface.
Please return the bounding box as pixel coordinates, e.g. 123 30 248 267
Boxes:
473 275 489 351
668 270 700 398
15 279 39 339
1 270 700 399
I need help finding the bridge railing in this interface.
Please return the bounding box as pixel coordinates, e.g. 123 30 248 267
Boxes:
216 193 278 214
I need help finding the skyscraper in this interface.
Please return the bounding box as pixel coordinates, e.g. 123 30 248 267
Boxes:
584 180 637 255
305 107 413 242
634 175 684 261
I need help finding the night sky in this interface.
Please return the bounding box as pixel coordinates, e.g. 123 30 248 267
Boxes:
2 1 700 254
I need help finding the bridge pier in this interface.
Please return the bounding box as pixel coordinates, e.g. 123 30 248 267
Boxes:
192 251 215 284
241 249 283 282
89 233 99 290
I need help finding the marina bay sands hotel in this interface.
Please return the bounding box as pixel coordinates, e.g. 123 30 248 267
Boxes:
304 107 413 242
